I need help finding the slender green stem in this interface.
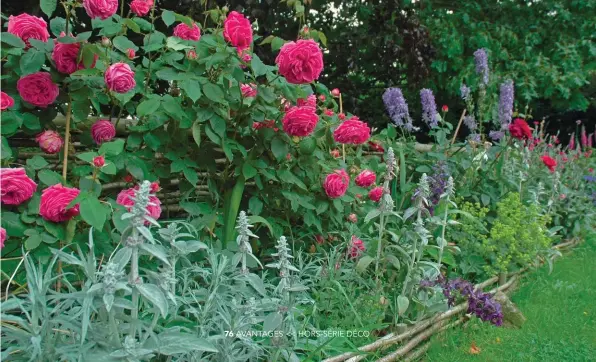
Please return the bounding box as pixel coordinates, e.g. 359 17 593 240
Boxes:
438 199 450 267
375 212 386 287
108 308 122 346
129 238 139 340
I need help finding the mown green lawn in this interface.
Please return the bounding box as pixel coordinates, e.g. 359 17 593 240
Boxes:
423 235 596 362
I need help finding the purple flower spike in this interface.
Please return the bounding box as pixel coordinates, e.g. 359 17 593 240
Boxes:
474 48 489 85
498 80 514 127
420 88 439 129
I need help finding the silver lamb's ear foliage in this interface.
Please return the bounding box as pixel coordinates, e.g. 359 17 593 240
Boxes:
385 147 397 183
131 180 152 227
236 210 259 274
446 176 455 198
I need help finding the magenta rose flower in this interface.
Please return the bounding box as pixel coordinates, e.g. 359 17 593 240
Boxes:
52 34 97 74
323 169 349 199
368 186 384 203
105 63 136 93
36 130 64 154
333 117 371 145
0 227 6 250
0 168 37 206
240 83 257 98
130 0 153 16
1 92 15 110
275 39 324 84
355 170 376 188
39 184 81 222
296 95 316 109
93 156 105 168
91 119 116 144
223 11 253 52
17 72 59 108
173 22 201 41
7 13 49 48
348 235 365 259
83 0 118 19
282 106 319 137
116 187 162 222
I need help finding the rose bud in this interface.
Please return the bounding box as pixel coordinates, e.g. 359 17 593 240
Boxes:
286 153 292 161
124 174 134 183
348 213 357 223
331 88 340 97
101 36 111 47
338 113 346 120
318 94 326 102
126 48 135 59
150 182 160 193
315 234 324 244
93 156 105 168
330 149 340 158
187 49 197 60
324 109 334 116
442 105 448 112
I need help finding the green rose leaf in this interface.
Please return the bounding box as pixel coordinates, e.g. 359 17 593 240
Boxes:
99 139 125 156
80 193 107 230
40 0 57 16
1 32 26 48
271 137 288 161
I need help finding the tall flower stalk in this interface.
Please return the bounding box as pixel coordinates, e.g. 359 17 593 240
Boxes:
383 87 415 131
420 88 439 129
375 147 397 285
236 210 258 274
498 80 514 129
438 177 455 266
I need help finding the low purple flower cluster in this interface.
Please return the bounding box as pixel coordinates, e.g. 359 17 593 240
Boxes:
421 276 503 326
428 162 450 206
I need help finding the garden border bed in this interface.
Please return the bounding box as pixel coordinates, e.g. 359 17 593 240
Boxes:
323 238 582 362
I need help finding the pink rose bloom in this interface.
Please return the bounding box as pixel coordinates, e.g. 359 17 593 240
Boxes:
297 95 316 109
36 130 64 154
368 186 384 202
0 168 37 205
323 169 349 199
173 23 201 41
7 14 49 48
238 49 252 63
83 0 118 19
324 109 334 117
223 11 253 52
130 0 153 16
17 72 59 108
355 170 376 188
1 92 15 110
105 63 136 93
333 117 371 145
93 156 105 167
39 184 81 222
330 149 340 158
282 106 319 137
52 34 97 74
91 119 116 144
348 235 365 259
0 227 6 249
116 187 162 221
276 39 324 84
240 83 257 98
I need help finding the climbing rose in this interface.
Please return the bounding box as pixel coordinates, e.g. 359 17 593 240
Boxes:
91 119 116 144
117 187 162 221
282 106 319 137
223 11 253 52
130 0 153 16
323 169 349 199
540 155 557 173
508 118 532 140
36 130 63 154
7 14 49 47
333 117 371 145
368 186 384 202
17 72 59 108
105 63 136 93
355 170 376 188
275 39 323 84
0 227 5 249
0 168 37 205
240 83 257 98
83 0 118 19
1 92 14 110
173 22 201 41
52 34 97 74
39 184 81 222
93 156 105 168
348 236 365 259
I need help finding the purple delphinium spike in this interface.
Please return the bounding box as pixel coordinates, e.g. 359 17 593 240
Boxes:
498 80 514 127
420 88 439 128
464 115 478 131
489 130 505 141
460 84 471 101
383 87 413 130
474 48 489 85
